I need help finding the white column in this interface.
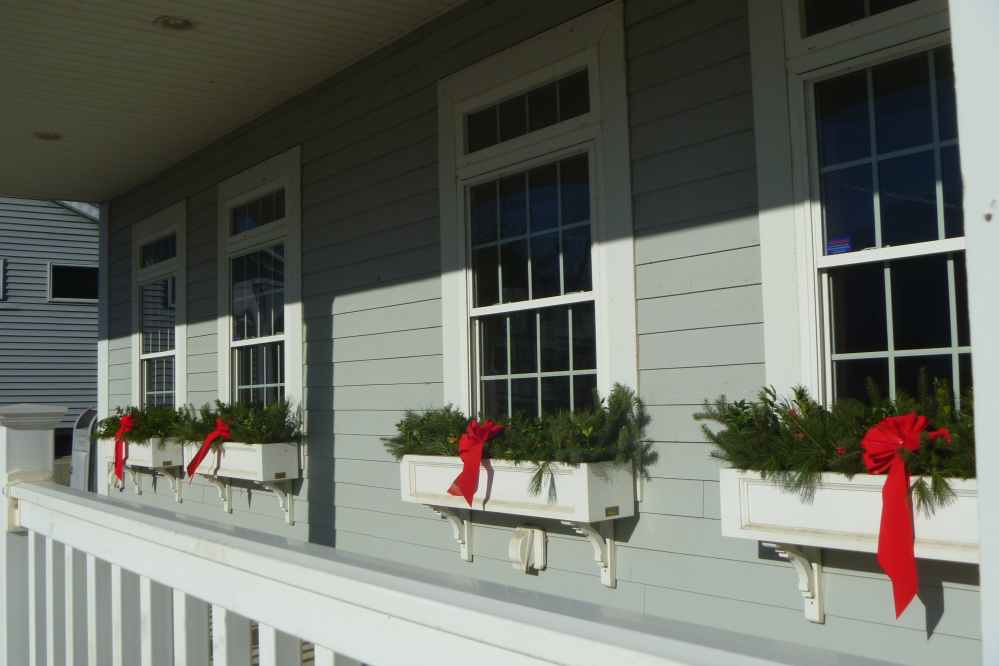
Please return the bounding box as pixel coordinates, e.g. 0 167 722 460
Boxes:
0 404 67 666
948 3 999 664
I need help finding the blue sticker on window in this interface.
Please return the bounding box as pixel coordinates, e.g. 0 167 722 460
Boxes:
827 237 851 255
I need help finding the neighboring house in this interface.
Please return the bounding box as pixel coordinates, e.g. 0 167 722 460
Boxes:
0 197 98 453
3 0 998 663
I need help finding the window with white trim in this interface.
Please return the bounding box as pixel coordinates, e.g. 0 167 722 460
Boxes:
438 3 636 416
132 201 186 407
752 0 970 402
50 264 98 301
217 147 302 406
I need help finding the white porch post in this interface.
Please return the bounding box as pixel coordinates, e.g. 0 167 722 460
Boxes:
0 404 67 665
948 2 999 663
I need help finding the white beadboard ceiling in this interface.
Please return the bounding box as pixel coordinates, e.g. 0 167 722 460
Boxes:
0 0 465 202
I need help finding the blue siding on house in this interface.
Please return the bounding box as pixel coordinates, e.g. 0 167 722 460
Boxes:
0 197 97 430
101 1 982 662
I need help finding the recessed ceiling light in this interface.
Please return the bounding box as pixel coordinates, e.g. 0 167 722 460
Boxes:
33 132 63 141
155 16 196 31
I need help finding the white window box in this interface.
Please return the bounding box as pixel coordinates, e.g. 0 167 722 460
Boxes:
401 455 634 522
400 454 635 587
183 441 300 524
102 437 185 502
719 468 979 622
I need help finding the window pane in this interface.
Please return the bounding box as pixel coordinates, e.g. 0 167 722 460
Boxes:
51 265 98 300
480 315 507 376
499 174 527 238
829 263 887 354
879 151 938 247
473 247 499 307
941 145 964 238
141 278 176 354
509 311 537 374
511 378 538 417
573 374 598 411
954 253 970 347
560 155 590 225
482 379 508 417
500 240 529 303
539 306 569 372
571 302 597 370
891 255 951 350
935 47 958 141
558 71 590 119
959 354 973 393
231 245 285 341
804 0 864 35
528 82 558 132
528 164 558 232
895 355 952 400
498 96 527 143
541 376 570 414
467 108 498 154
531 232 560 299
822 166 876 254
562 225 592 293
833 358 889 402
470 182 498 245
873 54 933 154
815 72 870 167
141 234 177 268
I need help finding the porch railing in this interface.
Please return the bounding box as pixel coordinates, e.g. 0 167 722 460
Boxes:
0 404 819 665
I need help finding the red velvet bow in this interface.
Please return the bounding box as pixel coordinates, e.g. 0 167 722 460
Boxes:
186 419 232 483
113 414 135 482
447 420 503 506
861 413 950 617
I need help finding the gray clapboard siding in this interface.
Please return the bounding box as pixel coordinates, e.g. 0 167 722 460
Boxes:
0 198 97 428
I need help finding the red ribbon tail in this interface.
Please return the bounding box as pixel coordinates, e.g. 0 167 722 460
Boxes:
114 437 126 482
447 441 482 507
878 458 919 618
187 431 222 484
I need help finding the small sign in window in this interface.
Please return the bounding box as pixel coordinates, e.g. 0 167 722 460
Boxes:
51 265 98 301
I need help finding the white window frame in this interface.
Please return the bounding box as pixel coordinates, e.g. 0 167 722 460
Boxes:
438 1 637 414
216 146 302 405
48 262 99 302
750 0 955 398
131 201 187 407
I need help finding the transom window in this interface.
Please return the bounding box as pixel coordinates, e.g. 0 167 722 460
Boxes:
141 233 177 268
814 46 969 401
803 0 919 36
231 189 286 235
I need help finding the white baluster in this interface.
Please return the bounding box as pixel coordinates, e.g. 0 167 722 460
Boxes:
211 605 251 665
44 537 64 666
139 576 173 665
111 565 139 666
64 546 86 666
172 590 208 666
28 530 43 666
258 623 300 666
86 554 111 665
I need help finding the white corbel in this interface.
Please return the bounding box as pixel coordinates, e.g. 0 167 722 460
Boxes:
126 467 143 495
203 476 232 513
156 468 183 503
766 542 824 623
431 506 472 561
260 480 294 525
562 521 616 588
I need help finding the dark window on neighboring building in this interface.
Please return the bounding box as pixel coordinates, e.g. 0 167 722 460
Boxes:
50 265 98 300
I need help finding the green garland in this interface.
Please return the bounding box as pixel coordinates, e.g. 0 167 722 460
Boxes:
92 405 184 448
694 377 975 513
383 383 655 496
94 401 302 451
174 401 303 449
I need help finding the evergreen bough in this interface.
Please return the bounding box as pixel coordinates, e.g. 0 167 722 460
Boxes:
695 374 975 514
174 400 303 449
383 383 655 498
92 405 184 448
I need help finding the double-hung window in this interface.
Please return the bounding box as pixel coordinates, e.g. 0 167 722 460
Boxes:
752 0 970 401
132 202 186 407
217 147 302 405
439 3 636 416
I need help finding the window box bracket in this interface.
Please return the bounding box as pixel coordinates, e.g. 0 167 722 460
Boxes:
561 520 616 588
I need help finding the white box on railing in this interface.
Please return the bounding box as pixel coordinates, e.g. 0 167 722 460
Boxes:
182 442 299 483
719 468 979 563
400 454 634 522
102 437 184 468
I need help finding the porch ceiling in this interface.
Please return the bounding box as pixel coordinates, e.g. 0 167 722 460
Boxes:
1 0 465 203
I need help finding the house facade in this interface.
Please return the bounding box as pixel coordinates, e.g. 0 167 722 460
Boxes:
89 0 989 662
0 197 98 448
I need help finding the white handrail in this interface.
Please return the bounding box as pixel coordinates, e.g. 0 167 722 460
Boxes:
9 480 791 666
